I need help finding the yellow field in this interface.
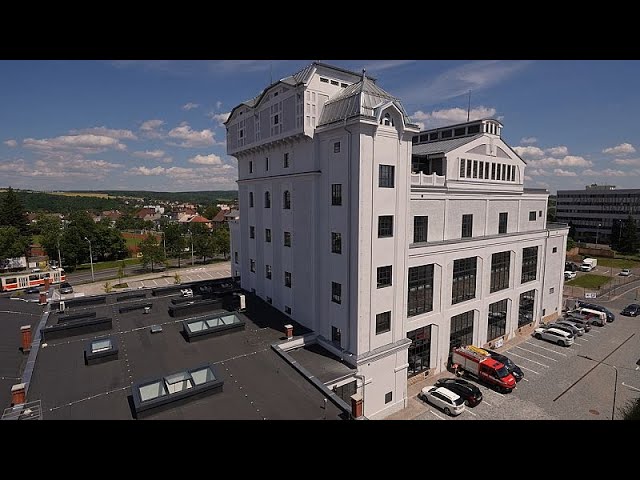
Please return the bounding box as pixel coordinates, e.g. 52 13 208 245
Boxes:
50 191 111 198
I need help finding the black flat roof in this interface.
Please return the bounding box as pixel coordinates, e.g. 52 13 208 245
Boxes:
25 287 347 420
287 343 356 384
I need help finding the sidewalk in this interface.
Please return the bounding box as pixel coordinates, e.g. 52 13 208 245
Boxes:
55 261 232 299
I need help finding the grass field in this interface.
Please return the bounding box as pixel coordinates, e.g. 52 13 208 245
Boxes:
565 274 611 289
125 237 141 249
596 257 640 269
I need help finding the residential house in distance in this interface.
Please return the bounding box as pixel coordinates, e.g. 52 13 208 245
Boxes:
226 62 568 419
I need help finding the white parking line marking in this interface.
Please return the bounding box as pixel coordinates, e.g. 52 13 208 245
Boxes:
464 408 477 417
578 337 588 342
622 382 640 392
524 341 568 356
520 377 530 381
484 389 506 399
430 410 446 420
508 351 549 368
518 365 540 375
483 400 493 407
573 342 583 346
513 346 556 362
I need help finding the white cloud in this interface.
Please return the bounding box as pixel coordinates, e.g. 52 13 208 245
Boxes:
129 166 167 176
0 154 122 180
4 139 17 147
513 146 545 158
216 101 222 109
526 168 550 177
127 164 237 187
23 134 127 154
545 146 568 156
362 60 415 72
69 126 137 140
139 119 165 138
188 154 223 165
182 102 200 111
520 137 537 144
612 157 640 166
208 111 230 127
603 143 636 155
410 106 496 130
524 175 533 181
398 60 532 106
133 149 165 159
554 168 577 177
527 155 592 168
167 124 216 147
582 168 629 177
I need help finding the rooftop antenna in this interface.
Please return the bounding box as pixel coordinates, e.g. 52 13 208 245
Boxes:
467 90 471 121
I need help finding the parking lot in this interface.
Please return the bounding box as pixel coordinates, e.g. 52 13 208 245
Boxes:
403 290 640 421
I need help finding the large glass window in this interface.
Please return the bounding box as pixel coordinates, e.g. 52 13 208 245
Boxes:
521 246 538 283
265 228 271 243
499 212 508 234
407 265 434 317
331 232 342 254
375 311 391 335
283 191 291 210
452 257 477 304
462 214 473 238
490 251 510 293
331 282 341 304
284 271 292 288
377 266 392 288
414 216 428 243
487 299 508 341
379 165 395 188
284 231 291 247
407 326 432 377
450 311 474 352
378 215 393 238
519 289 535 327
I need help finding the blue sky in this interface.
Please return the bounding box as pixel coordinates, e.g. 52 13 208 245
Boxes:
1 60 639 194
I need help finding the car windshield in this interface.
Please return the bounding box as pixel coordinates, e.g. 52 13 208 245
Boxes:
496 366 511 378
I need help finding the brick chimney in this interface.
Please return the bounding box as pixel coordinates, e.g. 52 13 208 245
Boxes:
350 393 363 418
284 324 293 340
11 383 26 406
20 325 32 353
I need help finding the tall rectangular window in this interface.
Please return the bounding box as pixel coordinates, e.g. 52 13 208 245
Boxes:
466 161 472 178
452 257 477 304
521 246 538 283
499 212 508 234
379 165 395 188
377 265 392 288
518 290 535 327
249 161 253 173
234 251 238 264
250 259 256 273
331 232 342 254
490 251 510 293
407 265 434 317
460 158 466 178
502 164 507 181
450 311 474 352
249 192 254 208
265 264 272 279
511 166 516 182
484 161 490 179
284 271 291 288
265 157 269 171
265 228 271 243
407 326 432 376
331 282 341 304
284 231 291 247
331 184 342 206
249 226 255 239
529 211 536 221
487 299 508 341
479 161 484 179
491 163 496 180
376 311 391 335
333 141 341 153
462 214 473 238
472 160 478 178
378 215 393 238
413 216 428 243
283 152 289 168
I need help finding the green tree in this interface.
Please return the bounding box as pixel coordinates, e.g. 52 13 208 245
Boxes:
194 232 216 264
213 226 230 259
164 223 186 268
619 215 639 254
139 233 165 272
203 204 221 221
0 187 30 236
0 226 30 259
115 213 145 231
59 225 91 268
36 213 63 262
568 222 577 240
566 237 576 252
93 219 127 261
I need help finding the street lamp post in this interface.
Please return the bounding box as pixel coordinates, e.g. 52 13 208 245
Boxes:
189 230 194 266
84 237 95 283
578 354 618 420
595 223 601 246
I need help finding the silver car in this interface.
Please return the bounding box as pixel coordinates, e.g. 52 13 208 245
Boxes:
553 320 585 336
533 327 574 346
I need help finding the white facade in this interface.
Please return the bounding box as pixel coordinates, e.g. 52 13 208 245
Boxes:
226 62 568 419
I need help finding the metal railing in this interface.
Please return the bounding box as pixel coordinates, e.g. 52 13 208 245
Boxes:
1 400 42 420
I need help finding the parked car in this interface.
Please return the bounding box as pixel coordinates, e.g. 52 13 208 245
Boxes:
553 320 585 336
621 304 640 317
565 261 580 272
25 287 40 294
577 302 615 322
434 378 483 407
564 271 577 280
619 268 631 276
533 327 574 346
482 348 524 382
419 386 466 416
562 313 592 332
59 282 73 294
181 288 193 297
540 322 577 337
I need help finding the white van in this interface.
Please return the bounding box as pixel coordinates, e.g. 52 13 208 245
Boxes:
576 307 607 326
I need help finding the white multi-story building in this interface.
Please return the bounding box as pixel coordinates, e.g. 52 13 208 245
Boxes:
226 62 569 419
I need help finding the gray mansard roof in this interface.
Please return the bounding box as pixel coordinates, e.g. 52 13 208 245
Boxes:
412 134 483 156
318 74 414 127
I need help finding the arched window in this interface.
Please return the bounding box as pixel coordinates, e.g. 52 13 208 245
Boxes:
381 112 394 126
283 190 291 210
265 191 271 209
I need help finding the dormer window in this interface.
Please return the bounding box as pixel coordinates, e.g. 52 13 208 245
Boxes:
381 112 394 127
